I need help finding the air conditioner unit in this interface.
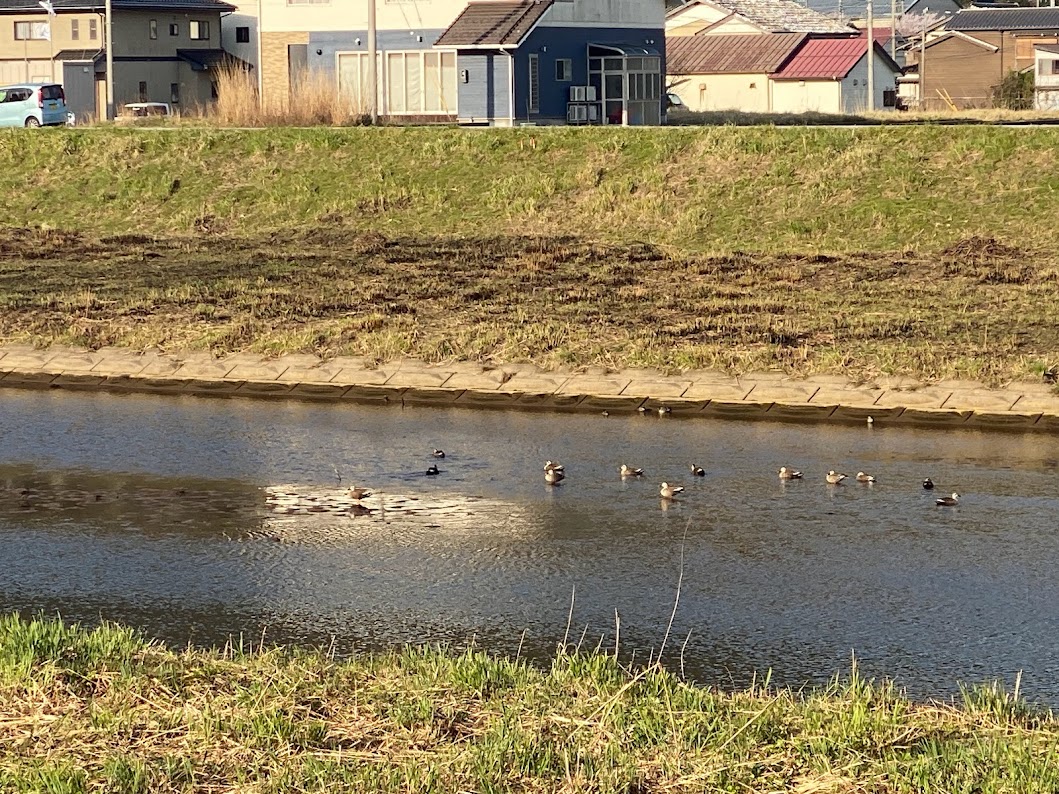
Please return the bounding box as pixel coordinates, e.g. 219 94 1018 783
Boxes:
570 86 587 102
585 86 597 102
587 103 598 121
567 103 588 123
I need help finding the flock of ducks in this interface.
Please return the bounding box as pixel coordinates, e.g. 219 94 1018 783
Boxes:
327 442 962 512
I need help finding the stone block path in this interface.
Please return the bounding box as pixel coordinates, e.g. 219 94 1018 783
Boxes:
0 345 1056 431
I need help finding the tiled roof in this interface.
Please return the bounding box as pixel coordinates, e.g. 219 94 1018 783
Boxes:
946 7 1059 31
685 0 853 34
0 0 235 11
772 35 898 79
435 0 553 48
667 33 806 74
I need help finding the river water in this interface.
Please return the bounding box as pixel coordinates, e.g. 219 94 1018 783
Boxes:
1 388 1057 703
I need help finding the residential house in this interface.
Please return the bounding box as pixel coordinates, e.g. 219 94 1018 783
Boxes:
665 0 852 38
259 0 666 126
917 7 1059 109
220 2 256 72
0 0 242 121
770 34 901 113
1034 43 1059 110
666 33 805 112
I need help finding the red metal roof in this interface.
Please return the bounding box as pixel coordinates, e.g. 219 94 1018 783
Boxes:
772 35 881 80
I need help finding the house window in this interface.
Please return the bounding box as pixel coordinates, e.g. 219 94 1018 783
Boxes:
1052 59 1059 75
528 53 540 113
169 23 179 36
14 21 49 40
89 18 97 39
149 19 157 39
139 81 148 101
236 26 250 43
71 19 79 40
171 83 180 104
336 49 456 115
189 20 209 41
555 58 572 81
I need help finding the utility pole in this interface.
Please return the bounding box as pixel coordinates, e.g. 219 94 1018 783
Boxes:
367 0 377 124
866 0 875 111
104 0 114 119
919 26 926 110
890 0 897 61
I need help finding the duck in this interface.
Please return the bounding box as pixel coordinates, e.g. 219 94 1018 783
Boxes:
855 472 876 484
923 478 935 490
543 460 565 473
346 487 372 500
620 464 645 478
545 468 565 485
660 482 684 499
825 470 848 485
936 492 960 507
867 416 875 427
778 467 802 480
432 449 445 459
637 405 649 415
425 465 440 476
690 465 705 477
658 405 672 416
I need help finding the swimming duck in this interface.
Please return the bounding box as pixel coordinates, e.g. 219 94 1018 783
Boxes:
855 472 876 484
923 478 935 490
545 468 565 485
426 465 440 476
936 492 960 507
432 449 446 459
660 482 684 499
637 405 648 415
867 416 875 426
658 406 672 416
825 470 848 485
778 467 802 480
620 464 645 478
690 465 705 477
543 461 565 473
347 487 372 500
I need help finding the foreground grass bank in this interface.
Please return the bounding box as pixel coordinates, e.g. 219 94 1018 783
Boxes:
0 127 1057 379
1 616 1056 793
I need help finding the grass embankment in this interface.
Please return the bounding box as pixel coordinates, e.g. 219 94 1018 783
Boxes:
1 126 1057 381
2 616 1056 793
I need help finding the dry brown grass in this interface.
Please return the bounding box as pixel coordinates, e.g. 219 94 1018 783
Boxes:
193 64 370 127
0 226 1056 383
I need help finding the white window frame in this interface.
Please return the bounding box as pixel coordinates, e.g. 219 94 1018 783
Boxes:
14 21 49 40
335 49 457 116
555 58 572 82
528 53 540 113
189 20 209 41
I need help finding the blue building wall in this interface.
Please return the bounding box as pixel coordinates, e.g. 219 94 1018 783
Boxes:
305 29 446 81
456 52 511 123
508 26 664 123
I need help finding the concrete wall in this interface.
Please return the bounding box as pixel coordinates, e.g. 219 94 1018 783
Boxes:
770 78 841 113
221 11 259 71
668 72 770 112
260 29 307 106
109 9 223 57
541 0 665 28
258 0 462 34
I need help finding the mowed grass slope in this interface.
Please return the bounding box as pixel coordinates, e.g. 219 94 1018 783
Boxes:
2 616 1057 794
1 126 1057 251
0 127 1056 380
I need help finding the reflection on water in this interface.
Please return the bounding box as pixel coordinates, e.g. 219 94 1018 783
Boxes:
0 388 1058 703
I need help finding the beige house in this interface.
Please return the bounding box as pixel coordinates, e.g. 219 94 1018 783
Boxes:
0 0 243 121
666 33 804 112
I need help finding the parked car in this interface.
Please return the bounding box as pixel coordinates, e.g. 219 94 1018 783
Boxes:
117 102 172 121
0 83 68 127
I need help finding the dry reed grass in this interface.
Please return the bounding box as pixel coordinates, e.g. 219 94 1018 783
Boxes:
193 64 370 127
